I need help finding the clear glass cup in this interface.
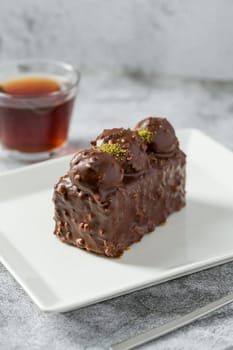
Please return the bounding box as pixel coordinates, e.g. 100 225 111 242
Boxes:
0 59 80 161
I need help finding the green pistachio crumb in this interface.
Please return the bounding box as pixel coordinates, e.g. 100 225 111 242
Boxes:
148 152 157 161
138 128 152 143
93 143 126 160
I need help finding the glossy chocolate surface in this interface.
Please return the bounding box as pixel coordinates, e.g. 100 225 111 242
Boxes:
92 128 149 173
69 149 123 198
53 117 186 257
135 117 179 157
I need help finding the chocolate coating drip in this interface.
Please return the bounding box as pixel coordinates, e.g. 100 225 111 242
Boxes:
135 117 179 157
53 117 186 257
92 128 149 173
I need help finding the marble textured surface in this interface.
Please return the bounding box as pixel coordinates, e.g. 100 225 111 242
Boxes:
0 0 233 80
1 72 233 350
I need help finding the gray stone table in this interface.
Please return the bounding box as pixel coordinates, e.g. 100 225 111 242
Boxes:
1 72 233 350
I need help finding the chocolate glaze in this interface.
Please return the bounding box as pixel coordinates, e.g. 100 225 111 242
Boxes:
53 117 186 257
135 117 179 157
91 128 149 173
69 149 123 199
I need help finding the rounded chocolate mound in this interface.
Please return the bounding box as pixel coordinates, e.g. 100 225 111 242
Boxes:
69 149 123 194
135 117 179 156
92 128 149 173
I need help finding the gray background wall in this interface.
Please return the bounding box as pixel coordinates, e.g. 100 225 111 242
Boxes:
0 0 233 80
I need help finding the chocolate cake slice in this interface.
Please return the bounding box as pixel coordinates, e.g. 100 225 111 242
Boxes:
53 117 186 257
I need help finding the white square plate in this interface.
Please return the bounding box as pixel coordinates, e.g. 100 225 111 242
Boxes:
0 129 233 313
